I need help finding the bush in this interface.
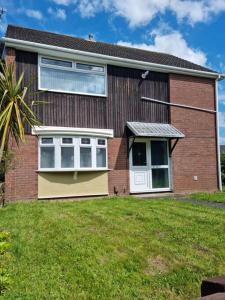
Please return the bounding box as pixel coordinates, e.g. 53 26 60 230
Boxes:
0 151 14 182
0 231 11 295
221 153 225 186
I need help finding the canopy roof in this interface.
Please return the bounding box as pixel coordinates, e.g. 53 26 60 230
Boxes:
127 122 185 138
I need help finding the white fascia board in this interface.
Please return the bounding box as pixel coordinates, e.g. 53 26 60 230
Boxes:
32 126 114 138
2 37 221 79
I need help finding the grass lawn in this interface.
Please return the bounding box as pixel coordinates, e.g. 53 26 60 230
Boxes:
190 191 225 203
1 197 225 300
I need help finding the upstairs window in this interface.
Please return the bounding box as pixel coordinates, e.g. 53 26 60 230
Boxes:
39 56 106 96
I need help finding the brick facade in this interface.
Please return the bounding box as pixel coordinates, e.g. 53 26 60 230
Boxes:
108 138 129 195
5 135 38 201
170 74 219 192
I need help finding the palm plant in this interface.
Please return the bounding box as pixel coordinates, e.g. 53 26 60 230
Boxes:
0 62 40 163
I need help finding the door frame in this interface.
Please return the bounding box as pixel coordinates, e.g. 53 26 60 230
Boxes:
129 137 172 193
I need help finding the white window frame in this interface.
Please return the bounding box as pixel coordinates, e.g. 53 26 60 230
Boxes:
96 138 107 169
38 135 108 172
129 138 171 193
38 55 107 97
39 136 56 169
60 137 75 170
79 137 93 169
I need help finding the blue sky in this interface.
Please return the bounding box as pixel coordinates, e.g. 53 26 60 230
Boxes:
1 0 225 142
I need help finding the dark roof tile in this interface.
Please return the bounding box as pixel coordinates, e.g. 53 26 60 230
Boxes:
5 25 215 73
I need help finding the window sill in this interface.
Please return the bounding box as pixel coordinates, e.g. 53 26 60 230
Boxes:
38 88 107 98
37 168 110 172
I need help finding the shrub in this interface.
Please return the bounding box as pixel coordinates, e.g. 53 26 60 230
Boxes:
0 231 11 295
221 153 225 186
0 150 14 182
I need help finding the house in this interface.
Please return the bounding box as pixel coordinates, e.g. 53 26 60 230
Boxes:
1 24 223 201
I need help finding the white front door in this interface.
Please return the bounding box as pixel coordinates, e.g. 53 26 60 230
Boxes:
129 138 171 193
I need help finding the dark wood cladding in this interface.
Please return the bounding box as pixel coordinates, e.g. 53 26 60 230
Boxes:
16 49 169 137
107 66 169 136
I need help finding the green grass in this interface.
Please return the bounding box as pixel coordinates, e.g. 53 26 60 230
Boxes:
1 197 225 300
190 191 225 203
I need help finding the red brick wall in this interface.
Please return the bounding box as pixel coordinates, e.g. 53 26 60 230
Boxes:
4 48 38 201
5 135 38 201
170 74 219 193
108 138 129 195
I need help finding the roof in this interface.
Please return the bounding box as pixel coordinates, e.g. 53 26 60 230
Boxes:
4 24 215 73
127 122 185 138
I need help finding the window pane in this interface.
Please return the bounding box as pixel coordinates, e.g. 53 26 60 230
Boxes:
41 57 72 68
62 137 73 144
152 168 169 188
98 139 106 146
61 147 74 168
97 148 106 167
151 141 168 165
76 63 104 72
132 142 146 166
41 147 55 168
40 67 105 95
41 137 53 144
80 148 92 167
81 138 90 145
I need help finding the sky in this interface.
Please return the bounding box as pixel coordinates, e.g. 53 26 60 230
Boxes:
1 0 225 143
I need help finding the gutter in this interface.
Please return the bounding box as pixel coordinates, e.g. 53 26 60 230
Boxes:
216 75 222 191
1 37 223 79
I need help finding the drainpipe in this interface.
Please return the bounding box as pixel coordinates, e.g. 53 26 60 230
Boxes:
216 75 222 191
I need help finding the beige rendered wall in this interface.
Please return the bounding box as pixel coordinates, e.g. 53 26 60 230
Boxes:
38 171 108 199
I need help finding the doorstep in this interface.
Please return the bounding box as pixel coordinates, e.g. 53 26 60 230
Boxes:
133 192 175 199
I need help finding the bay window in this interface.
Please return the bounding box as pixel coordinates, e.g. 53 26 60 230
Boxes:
39 136 107 171
39 56 107 96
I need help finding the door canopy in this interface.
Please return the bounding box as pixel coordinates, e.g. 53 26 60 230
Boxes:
127 122 184 138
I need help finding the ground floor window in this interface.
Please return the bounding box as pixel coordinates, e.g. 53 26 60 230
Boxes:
129 139 170 192
39 136 107 171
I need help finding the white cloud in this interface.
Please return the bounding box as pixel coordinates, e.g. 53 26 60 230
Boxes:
219 93 225 101
57 0 225 27
110 0 169 27
219 112 225 127
219 93 225 109
76 0 105 17
48 7 67 20
25 9 43 20
0 18 7 34
52 0 74 5
220 136 225 144
117 30 207 66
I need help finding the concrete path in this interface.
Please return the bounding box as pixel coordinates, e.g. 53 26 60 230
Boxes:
135 193 225 210
173 197 225 210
